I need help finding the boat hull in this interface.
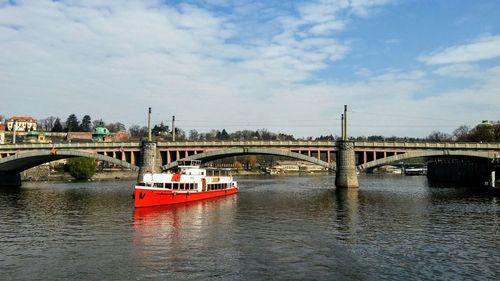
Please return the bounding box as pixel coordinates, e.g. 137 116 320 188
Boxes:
134 187 238 208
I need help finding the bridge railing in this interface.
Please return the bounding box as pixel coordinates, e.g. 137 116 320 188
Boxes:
354 141 500 150
1 140 499 150
0 142 141 150
156 140 336 147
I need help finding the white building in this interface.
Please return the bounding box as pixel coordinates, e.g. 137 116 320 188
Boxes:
0 123 5 144
6 116 37 132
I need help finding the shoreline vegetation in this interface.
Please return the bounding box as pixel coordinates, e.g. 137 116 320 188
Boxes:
21 168 334 183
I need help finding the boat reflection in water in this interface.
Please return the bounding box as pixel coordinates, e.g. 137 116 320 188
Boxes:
132 194 239 271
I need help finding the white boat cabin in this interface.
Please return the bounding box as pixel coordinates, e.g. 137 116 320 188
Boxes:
137 160 237 192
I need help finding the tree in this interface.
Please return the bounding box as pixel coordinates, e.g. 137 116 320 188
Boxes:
66 157 97 179
220 129 230 140
106 122 126 132
241 155 257 170
52 118 64 132
278 133 295 141
80 115 92 132
39 116 56 131
129 125 148 138
205 129 218 141
494 122 500 142
452 125 470 141
93 119 105 129
65 114 79 132
188 129 199 141
175 127 186 140
467 123 495 142
152 122 169 137
427 131 451 142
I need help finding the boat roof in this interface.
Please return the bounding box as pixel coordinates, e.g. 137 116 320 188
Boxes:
178 160 202 167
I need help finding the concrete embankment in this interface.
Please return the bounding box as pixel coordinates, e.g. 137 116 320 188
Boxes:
21 167 137 183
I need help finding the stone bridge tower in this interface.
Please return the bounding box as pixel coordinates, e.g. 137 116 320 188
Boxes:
137 107 161 182
335 105 359 188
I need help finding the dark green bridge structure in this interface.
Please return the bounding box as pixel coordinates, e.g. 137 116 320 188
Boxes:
0 141 499 187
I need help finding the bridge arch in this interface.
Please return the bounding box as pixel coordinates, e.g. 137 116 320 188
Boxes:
0 149 139 172
163 147 335 170
358 150 498 171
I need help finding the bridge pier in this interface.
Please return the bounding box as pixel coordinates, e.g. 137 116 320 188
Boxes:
137 141 159 182
0 171 21 188
335 105 359 189
335 141 359 189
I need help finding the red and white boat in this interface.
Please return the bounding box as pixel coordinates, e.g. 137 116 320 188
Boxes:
134 160 238 208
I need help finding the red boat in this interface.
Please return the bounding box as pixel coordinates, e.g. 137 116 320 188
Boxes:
134 160 238 208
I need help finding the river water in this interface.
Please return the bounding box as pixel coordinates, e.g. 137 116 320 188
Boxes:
1 175 499 280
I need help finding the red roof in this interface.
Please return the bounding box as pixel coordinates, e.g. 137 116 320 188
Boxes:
0 124 5 131
7 116 37 122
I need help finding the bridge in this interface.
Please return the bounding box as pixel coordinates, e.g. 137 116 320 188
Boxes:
1 140 499 181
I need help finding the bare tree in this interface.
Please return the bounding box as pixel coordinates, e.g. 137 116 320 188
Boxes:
427 131 452 142
92 119 105 129
106 122 126 132
129 125 148 138
452 125 470 141
188 129 199 141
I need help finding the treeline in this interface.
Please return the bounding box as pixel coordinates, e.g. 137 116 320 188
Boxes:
37 114 125 133
427 121 500 142
6 113 499 142
128 125 296 141
353 121 500 142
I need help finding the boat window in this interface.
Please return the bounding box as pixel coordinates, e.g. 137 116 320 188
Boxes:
153 183 163 188
173 183 178 190
166 183 172 189
137 182 146 186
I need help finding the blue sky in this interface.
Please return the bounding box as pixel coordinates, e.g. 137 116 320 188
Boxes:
1 0 499 137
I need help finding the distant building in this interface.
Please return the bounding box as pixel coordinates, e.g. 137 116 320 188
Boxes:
6 116 37 132
67 132 93 142
0 123 5 144
112 131 129 142
24 130 50 143
478 120 493 128
271 160 327 174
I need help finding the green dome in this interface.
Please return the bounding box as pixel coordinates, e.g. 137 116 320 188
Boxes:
92 127 110 135
478 120 493 128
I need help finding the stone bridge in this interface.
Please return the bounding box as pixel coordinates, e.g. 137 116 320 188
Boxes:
0 141 499 186
358 150 500 171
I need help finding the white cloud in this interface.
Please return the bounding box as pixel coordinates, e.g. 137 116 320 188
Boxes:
309 20 346 34
418 34 500 65
433 64 482 79
0 0 498 138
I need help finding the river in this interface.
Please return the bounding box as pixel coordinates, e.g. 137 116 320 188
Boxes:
1 175 499 280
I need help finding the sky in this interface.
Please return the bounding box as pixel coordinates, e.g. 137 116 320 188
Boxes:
1 0 499 138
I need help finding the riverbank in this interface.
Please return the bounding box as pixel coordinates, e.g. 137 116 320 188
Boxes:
21 167 138 183
20 167 331 183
